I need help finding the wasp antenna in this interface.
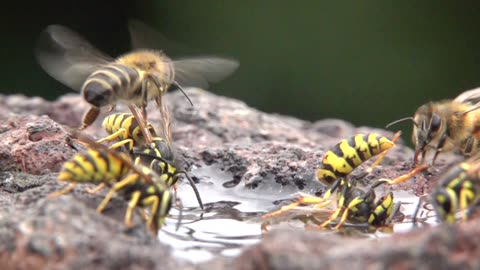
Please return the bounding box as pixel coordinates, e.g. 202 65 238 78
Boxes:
385 117 416 128
179 171 204 210
174 81 194 107
175 197 183 231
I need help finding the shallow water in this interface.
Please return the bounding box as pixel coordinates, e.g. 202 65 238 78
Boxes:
157 167 440 264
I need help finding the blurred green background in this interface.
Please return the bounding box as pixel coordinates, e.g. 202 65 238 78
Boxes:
2 1 480 138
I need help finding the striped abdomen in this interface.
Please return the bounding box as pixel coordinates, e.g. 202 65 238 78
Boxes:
58 149 131 184
102 113 157 150
316 133 395 185
82 64 142 108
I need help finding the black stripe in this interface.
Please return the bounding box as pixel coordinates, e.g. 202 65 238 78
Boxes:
330 143 344 158
96 151 111 173
90 72 120 93
111 64 140 89
71 160 87 175
364 134 375 157
105 65 130 89
83 152 99 176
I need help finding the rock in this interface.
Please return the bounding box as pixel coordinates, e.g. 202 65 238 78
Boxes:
0 89 472 269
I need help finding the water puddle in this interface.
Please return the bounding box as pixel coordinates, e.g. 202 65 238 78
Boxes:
157 165 440 264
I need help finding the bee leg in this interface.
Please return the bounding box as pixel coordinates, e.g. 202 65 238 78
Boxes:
431 133 448 166
85 183 106 194
125 191 142 228
106 105 116 113
48 183 78 198
96 174 137 213
80 106 100 130
378 163 428 185
128 104 153 144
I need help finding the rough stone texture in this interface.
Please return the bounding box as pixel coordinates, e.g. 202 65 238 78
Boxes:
0 89 475 269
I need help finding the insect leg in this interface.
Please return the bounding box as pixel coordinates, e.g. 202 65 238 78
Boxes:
85 183 106 194
96 174 138 213
378 163 428 185
80 106 101 130
125 190 142 228
48 183 78 198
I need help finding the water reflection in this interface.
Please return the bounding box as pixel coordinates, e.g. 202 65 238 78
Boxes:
156 167 440 264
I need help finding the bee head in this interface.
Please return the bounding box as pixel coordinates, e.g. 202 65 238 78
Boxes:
412 103 444 164
82 81 114 107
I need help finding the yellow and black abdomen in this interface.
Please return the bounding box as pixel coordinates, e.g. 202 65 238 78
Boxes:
101 113 157 150
316 133 395 185
82 64 141 107
58 149 131 184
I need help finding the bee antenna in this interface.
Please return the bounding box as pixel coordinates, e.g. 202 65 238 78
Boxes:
173 81 194 107
385 117 416 128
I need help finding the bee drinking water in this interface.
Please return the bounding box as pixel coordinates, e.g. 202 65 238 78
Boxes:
387 87 480 165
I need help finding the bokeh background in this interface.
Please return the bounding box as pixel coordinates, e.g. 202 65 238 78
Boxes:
2 1 480 142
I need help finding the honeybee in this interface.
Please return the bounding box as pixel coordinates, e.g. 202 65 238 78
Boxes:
388 87 480 165
35 19 239 130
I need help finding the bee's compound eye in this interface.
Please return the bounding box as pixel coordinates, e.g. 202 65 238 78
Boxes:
83 82 113 107
430 114 442 132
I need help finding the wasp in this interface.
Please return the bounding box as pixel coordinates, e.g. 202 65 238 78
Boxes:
97 112 204 209
262 164 426 229
316 132 399 186
413 154 480 224
48 130 176 235
262 131 428 229
35 19 239 131
387 87 480 165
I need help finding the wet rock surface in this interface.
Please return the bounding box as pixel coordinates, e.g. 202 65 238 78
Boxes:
0 89 475 269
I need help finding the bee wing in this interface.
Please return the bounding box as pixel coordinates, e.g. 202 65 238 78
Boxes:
127 18 240 89
454 87 480 105
35 24 113 91
173 57 239 89
453 87 480 114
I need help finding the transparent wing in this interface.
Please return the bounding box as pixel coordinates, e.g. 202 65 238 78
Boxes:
454 87 480 105
128 18 201 55
173 57 239 89
35 24 113 91
453 87 480 115
127 18 240 89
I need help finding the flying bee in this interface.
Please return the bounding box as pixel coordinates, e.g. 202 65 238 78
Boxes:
413 154 480 225
387 87 480 165
97 112 204 209
48 130 177 235
35 19 239 130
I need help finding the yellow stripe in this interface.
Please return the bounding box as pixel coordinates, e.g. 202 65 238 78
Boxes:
355 134 372 160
